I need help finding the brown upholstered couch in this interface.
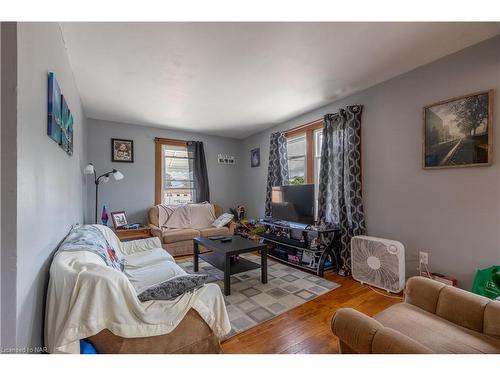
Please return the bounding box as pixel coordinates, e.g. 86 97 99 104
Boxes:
148 204 236 256
331 276 500 354
87 309 222 354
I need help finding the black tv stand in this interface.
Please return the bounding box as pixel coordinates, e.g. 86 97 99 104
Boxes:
258 219 340 277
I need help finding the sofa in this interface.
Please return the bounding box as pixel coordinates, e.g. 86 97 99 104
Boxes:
148 203 235 256
331 276 500 354
45 224 230 354
88 309 222 354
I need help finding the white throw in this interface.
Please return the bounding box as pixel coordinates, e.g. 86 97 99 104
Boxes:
44 225 230 353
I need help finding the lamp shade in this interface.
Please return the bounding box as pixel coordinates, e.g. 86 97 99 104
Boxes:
84 163 95 175
112 169 124 180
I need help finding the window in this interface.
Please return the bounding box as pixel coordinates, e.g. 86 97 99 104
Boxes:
287 134 306 185
285 121 323 219
155 138 194 205
285 120 323 185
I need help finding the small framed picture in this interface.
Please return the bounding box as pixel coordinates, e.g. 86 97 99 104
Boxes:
250 148 260 167
423 90 493 169
111 211 128 229
111 138 134 163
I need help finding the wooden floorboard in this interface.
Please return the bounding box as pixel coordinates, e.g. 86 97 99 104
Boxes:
221 272 401 354
176 252 401 354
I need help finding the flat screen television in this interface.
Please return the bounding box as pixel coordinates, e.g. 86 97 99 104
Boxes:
271 184 315 224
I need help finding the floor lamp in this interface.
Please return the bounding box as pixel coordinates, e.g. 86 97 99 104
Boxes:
84 163 124 224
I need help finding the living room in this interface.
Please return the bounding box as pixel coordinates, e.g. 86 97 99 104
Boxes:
1 0 500 371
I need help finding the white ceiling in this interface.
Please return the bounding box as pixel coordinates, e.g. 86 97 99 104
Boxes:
60 22 500 139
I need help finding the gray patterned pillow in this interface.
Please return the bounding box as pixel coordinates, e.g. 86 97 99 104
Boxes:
137 274 208 302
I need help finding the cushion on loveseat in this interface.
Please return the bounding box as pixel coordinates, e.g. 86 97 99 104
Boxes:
124 250 186 294
163 228 200 243
149 203 224 229
199 227 230 237
374 302 500 354
189 203 216 229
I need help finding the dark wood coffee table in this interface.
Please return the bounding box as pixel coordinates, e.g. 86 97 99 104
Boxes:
193 236 268 296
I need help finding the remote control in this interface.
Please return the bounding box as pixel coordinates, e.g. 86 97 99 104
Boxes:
209 236 225 240
220 237 232 242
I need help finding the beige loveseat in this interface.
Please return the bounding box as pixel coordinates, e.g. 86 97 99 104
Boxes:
148 203 235 256
331 276 500 354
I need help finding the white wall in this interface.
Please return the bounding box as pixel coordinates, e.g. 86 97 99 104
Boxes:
85 119 242 224
15 23 87 349
240 35 500 289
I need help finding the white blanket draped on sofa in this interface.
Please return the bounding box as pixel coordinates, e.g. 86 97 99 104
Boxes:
45 225 230 354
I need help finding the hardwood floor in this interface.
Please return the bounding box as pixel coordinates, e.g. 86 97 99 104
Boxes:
221 272 401 354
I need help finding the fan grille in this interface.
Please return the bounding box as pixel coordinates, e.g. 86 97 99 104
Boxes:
351 237 401 291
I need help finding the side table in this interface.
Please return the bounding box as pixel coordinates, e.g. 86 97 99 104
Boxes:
114 227 151 241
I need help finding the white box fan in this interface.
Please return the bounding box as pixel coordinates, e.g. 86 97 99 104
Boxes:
351 236 405 293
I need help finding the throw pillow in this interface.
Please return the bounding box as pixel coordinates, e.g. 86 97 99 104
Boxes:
137 274 208 302
212 213 234 228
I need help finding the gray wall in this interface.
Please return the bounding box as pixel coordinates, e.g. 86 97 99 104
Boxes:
1 22 18 350
240 36 500 289
15 23 88 349
85 119 242 224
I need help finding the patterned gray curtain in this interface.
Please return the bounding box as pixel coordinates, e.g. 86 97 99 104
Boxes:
317 105 365 274
265 132 289 217
187 141 210 203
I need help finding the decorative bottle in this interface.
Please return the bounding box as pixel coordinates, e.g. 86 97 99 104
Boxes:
101 205 109 225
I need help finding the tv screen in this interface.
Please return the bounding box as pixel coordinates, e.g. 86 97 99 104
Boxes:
271 184 315 224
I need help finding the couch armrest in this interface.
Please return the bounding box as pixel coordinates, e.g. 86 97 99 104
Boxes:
149 224 163 240
484 300 500 338
404 276 446 314
332 308 433 354
120 237 163 255
331 308 383 353
372 327 433 354
227 221 237 235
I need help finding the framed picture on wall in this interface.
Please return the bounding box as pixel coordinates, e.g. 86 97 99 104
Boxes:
111 138 134 163
250 148 260 167
47 72 62 144
423 90 493 169
60 95 74 156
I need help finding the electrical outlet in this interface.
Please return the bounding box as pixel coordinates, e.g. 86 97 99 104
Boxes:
419 251 429 265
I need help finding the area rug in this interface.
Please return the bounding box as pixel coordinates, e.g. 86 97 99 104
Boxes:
176 253 341 338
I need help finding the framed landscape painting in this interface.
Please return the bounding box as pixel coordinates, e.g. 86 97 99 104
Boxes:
423 90 493 169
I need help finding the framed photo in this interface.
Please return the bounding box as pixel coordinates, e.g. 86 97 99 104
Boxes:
111 211 128 229
112 138 134 163
423 90 493 169
47 72 62 144
250 148 260 167
60 95 74 156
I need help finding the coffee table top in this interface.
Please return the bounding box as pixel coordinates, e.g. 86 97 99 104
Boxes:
193 235 266 255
